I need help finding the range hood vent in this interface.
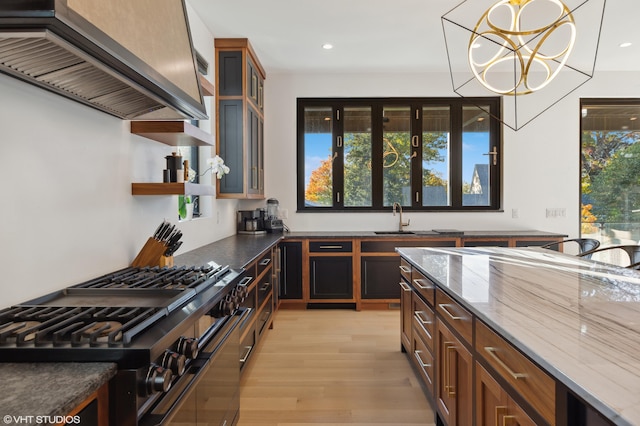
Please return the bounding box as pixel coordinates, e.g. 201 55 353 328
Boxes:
0 1 208 120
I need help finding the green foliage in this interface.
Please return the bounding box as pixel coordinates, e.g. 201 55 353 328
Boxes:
306 130 449 207
590 141 640 222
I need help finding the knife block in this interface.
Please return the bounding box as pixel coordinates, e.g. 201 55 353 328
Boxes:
131 238 167 267
159 255 174 267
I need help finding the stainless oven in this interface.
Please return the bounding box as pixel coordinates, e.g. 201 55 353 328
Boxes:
139 307 250 426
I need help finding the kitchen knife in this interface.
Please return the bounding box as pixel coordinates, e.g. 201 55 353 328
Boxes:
152 221 166 239
160 224 175 242
164 241 183 256
166 230 182 248
154 222 170 240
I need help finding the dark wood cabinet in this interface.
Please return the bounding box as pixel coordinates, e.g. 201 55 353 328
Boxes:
436 319 473 426
279 242 303 299
309 256 353 299
215 38 265 199
238 245 275 373
399 276 412 353
476 363 536 426
361 256 401 299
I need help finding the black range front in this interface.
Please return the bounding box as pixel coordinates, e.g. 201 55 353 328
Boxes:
0 264 252 426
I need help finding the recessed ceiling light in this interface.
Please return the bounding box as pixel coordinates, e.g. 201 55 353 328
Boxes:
620 42 632 48
630 117 638 121
322 43 333 50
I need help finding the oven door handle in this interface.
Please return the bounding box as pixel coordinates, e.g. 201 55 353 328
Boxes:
139 308 250 426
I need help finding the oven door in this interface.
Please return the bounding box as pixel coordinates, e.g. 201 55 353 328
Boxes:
140 308 250 426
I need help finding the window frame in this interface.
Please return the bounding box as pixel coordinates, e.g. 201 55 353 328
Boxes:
297 97 502 212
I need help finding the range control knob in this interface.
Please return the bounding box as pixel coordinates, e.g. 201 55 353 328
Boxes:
236 284 248 301
162 350 187 376
177 337 199 359
145 364 173 395
219 295 237 316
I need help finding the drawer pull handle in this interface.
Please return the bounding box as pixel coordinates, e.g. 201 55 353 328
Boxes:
318 245 343 249
484 347 528 380
399 282 411 292
399 265 411 273
414 311 432 326
439 303 463 321
442 341 456 397
259 258 272 266
260 283 271 291
239 345 253 363
238 276 253 286
413 278 432 290
414 350 431 368
414 312 432 339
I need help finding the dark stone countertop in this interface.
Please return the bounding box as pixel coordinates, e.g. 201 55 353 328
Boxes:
0 362 116 424
173 229 566 269
174 233 284 269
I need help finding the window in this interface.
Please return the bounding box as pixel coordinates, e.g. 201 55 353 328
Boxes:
298 98 501 211
581 99 640 245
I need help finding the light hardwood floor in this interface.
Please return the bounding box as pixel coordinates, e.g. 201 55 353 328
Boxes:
237 309 436 426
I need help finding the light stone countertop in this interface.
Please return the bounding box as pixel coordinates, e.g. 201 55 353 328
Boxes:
397 246 640 426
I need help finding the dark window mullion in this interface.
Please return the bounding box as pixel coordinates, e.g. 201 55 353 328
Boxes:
450 102 463 207
489 100 501 208
411 104 423 207
371 103 384 209
333 106 345 207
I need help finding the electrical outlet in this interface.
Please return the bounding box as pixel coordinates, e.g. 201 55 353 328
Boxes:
216 211 220 224
280 208 288 219
512 208 519 219
546 208 566 218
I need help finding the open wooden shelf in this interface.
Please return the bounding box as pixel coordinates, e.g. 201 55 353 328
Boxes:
131 182 216 196
130 121 213 146
199 74 215 97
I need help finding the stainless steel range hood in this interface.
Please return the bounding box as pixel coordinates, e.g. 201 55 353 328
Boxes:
0 0 208 120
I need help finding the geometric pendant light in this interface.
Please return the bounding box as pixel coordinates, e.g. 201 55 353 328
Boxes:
442 0 606 130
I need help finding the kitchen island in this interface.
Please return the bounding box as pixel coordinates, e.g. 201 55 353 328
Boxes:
398 246 640 426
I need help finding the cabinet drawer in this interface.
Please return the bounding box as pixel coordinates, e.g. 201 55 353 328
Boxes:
412 330 435 392
309 241 352 252
412 294 435 352
411 270 435 306
399 258 412 282
256 250 272 277
475 320 555 425
435 287 472 344
257 276 272 307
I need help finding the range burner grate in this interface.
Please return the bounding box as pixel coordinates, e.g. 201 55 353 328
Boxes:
73 264 229 292
0 305 164 347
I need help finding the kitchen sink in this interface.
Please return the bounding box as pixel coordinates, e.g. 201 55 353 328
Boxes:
374 231 415 235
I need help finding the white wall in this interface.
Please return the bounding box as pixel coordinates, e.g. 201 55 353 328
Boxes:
0 6 239 308
262 71 640 236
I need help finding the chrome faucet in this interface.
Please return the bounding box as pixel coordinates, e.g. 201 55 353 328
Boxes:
392 202 410 232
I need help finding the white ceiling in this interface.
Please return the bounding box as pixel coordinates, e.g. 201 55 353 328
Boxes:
188 0 639 75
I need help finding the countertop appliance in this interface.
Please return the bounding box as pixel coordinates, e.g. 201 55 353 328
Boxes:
237 209 266 235
264 198 283 233
0 263 251 426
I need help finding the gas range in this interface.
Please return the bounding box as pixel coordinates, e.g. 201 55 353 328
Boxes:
0 262 251 425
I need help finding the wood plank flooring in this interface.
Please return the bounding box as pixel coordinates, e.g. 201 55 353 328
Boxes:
237 309 435 425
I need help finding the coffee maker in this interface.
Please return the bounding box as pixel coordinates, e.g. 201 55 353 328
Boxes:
264 198 283 233
237 209 266 235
